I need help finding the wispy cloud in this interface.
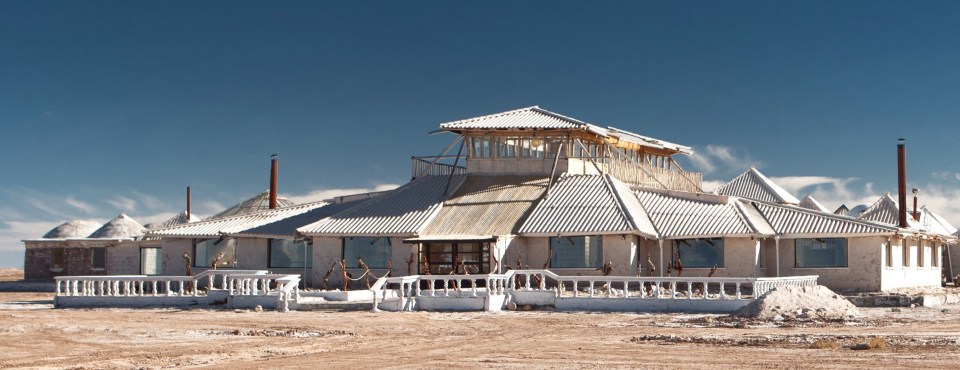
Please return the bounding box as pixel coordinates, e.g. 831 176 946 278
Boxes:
287 184 401 204
106 196 138 212
0 220 63 252
686 145 759 175
64 197 97 214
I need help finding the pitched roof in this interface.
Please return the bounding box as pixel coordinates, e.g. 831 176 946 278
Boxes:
798 195 830 213
147 202 328 238
42 220 103 239
88 214 146 239
753 202 897 237
231 200 365 239
438 106 691 154
209 191 295 220
298 175 465 237
715 167 800 205
834 204 849 216
635 189 767 239
518 174 657 238
147 211 201 230
858 193 906 226
917 206 958 237
421 175 548 238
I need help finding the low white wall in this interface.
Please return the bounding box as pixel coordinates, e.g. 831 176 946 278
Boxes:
554 297 749 313
881 237 942 291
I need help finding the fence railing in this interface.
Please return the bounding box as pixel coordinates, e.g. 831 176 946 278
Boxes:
607 157 702 192
54 270 301 311
371 270 819 306
411 157 467 179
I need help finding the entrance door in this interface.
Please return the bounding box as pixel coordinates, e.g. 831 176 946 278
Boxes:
419 242 490 274
141 247 163 275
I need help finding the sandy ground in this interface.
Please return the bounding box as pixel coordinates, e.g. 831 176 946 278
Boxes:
2 270 960 369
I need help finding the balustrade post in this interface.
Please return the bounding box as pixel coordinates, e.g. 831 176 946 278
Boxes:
623 281 629 299
589 281 595 298
471 279 478 297
735 283 742 300
539 274 546 290
573 281 578 298
208 275 214 291
687 282 693 299
524 274 531 290
720 282 726 299
55 280 61 295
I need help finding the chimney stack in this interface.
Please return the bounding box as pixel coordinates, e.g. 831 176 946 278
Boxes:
897 139 908 228
913 188 920 221
187 186 192 221
269 154 278 209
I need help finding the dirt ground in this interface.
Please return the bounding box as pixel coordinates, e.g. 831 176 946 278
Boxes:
2 269 960 369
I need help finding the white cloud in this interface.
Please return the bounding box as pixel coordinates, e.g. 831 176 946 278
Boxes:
700 180 726 193
686 145 759 175
287 184 401 204
64 197 97 214
132 191 164 211
0 220 62 252
106 196 138 212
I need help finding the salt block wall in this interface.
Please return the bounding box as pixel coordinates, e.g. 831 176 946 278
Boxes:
880 236 942 291
23 243 106 280
107 243 142 275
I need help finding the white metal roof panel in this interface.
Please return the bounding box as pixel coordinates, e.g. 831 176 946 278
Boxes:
635 190 758 238
519 174 635 236
798 195 830 213
422 175 548 237
715 168 800 205
440 106 594 131
231 200 365 239
753 202 897 237
918 206 959 237
297 175 465 236
147 201 328 238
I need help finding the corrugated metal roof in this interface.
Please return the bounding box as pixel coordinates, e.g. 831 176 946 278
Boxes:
231 200 364 239
753 202 896 237
298 175 465 236
715 167 800 205
147 201 328 238
438 106 692 154
635 190 760 238
798 195 830 213
421 175 548 237
858 193 907 227
209 191 296 220
918 206 958 237
518 174 658 237
610 176 661 238
147 211 201 230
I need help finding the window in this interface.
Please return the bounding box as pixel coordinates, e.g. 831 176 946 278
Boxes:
672 238 724 268
902 239 910 268
932 243 940 268
419 242 490 274
269 239 312 268
550 236 603 268
51 248 65 269
140 247 162 275
795 238 848 268
918 239 925 268
343 237 393 269
885 241 893 268
92 247 106 269
194 238 237 268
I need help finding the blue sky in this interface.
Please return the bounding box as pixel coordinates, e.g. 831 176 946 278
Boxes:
2 1 960 267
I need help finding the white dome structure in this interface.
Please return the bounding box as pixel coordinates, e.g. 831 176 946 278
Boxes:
42 220 103 239
88 213 146 239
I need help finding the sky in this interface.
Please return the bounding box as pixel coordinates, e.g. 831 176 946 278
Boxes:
2 1 960 267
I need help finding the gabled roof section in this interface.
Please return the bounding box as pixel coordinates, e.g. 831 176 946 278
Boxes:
753 202 897 238
858 193 908 227
798 195 830 213
89 214 146 240
518 174 657 238
635 189 767 239
918 206 958 238
209 191 296 220
148 201 328 239
232 200 365 239
834 204 849 216
438 106 691 154
421 175 548 238
147 211 201 230
42 220 103 239
715 167 800 205
298 175 466 237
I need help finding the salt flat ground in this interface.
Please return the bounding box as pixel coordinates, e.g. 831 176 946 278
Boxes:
2 269 960 369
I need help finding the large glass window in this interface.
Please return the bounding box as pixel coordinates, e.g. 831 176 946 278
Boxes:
269 239 312 268
92 247 106 269
419 242 490 274
141 247 162 275
194 238 237 268
672 238 724 268
343 237 392 269
550 236 603 268
795 238 848 268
